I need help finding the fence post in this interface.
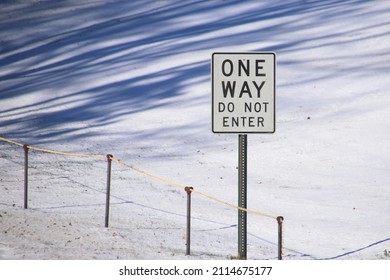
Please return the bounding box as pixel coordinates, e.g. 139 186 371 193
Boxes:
23 144 29 209
185 186 193 255
277 216 284 260
105 154 113 228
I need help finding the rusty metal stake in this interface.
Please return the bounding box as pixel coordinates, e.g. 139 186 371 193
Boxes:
105 154 113 228
277 216 284 260
185 186 193 255
23 144 29 209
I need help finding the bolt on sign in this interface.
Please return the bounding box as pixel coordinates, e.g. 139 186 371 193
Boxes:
212 52 275 133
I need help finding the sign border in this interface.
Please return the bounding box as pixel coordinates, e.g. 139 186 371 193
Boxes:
212 52 276 134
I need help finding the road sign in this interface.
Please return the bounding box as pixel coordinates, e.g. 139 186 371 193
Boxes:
212 52 275 133
211 52 276 259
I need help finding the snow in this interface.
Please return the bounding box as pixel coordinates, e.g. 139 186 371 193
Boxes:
1 0 390 260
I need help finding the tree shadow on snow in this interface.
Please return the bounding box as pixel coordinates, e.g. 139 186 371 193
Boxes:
1 0 387 149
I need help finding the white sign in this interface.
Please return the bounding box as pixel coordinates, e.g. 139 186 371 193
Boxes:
212 52 275 133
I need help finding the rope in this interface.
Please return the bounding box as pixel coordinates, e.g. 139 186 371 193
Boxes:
192 189 277 219
111 156 277 220
0 136 25 147
111 157 185 190
0 136 105 159
0 136 277 220
27 146 106 159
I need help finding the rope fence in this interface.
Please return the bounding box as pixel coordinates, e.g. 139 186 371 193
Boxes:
0 136 284 260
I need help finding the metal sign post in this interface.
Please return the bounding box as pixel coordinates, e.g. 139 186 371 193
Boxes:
238 134 247 259
212 52 275 259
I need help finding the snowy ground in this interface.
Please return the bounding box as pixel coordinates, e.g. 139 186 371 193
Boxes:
1 0 390 260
